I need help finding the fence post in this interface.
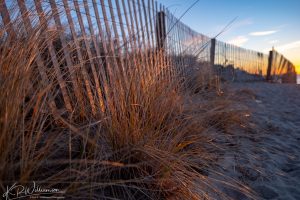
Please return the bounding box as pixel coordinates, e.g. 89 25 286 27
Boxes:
266 49 274 81
155 10 166 79
156 11 166 49
210 38 216 66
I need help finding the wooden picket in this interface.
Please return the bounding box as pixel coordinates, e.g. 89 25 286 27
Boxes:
62 0 96 115
34 0 73 113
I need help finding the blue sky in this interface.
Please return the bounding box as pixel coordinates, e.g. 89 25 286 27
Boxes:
158 0 300 72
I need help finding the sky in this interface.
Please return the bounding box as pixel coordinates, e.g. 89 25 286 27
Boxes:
157 0 300 73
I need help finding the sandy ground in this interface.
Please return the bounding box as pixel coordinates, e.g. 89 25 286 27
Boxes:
222 82 300 200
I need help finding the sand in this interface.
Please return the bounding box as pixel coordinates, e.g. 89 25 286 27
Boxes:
221 82 300 199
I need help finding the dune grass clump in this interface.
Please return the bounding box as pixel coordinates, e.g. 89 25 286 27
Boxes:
0 8 254 200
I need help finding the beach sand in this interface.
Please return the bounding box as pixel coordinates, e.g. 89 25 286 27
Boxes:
221 82 300 199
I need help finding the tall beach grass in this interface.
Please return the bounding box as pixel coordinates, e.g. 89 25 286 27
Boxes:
0 4 254 199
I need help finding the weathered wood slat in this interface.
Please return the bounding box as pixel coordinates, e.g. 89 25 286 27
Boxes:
125 0 144 84
106 0 129 88
91 0 115 108
119 0 143 92
147 0 156 78
49 0 85 115
82 0 110 113
62 0 96 115
73 0 106 113
17 0 57 112
0 1 16 38
34 0 73 113
141 0 154 81
99 0 128 109
131 0 148 84
115 0 135 81
137 0 152 83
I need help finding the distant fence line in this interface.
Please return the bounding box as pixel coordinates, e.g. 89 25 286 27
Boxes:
0 0 297 117
213 39 269 81
211 39 296 82
266 49 297 83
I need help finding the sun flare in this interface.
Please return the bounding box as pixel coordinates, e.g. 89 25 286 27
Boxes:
296 65 300 74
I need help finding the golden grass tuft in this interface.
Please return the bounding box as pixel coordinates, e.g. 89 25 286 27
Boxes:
0 9 255 200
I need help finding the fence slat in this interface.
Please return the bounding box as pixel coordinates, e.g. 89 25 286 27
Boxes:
99 0 129 108
136 0 152 82
91 0 115 106
34 0 73 113
62 0 96 115
82 0 109 113
141 0 155 81
125 0 145 84
119 0 144 89
72 0 107 113
0 1 16 38
17 0 57 112
115 0 135 81
106 0 129 88
49 0 86 116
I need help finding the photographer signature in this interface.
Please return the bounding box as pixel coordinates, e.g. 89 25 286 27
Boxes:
2 181 65 199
